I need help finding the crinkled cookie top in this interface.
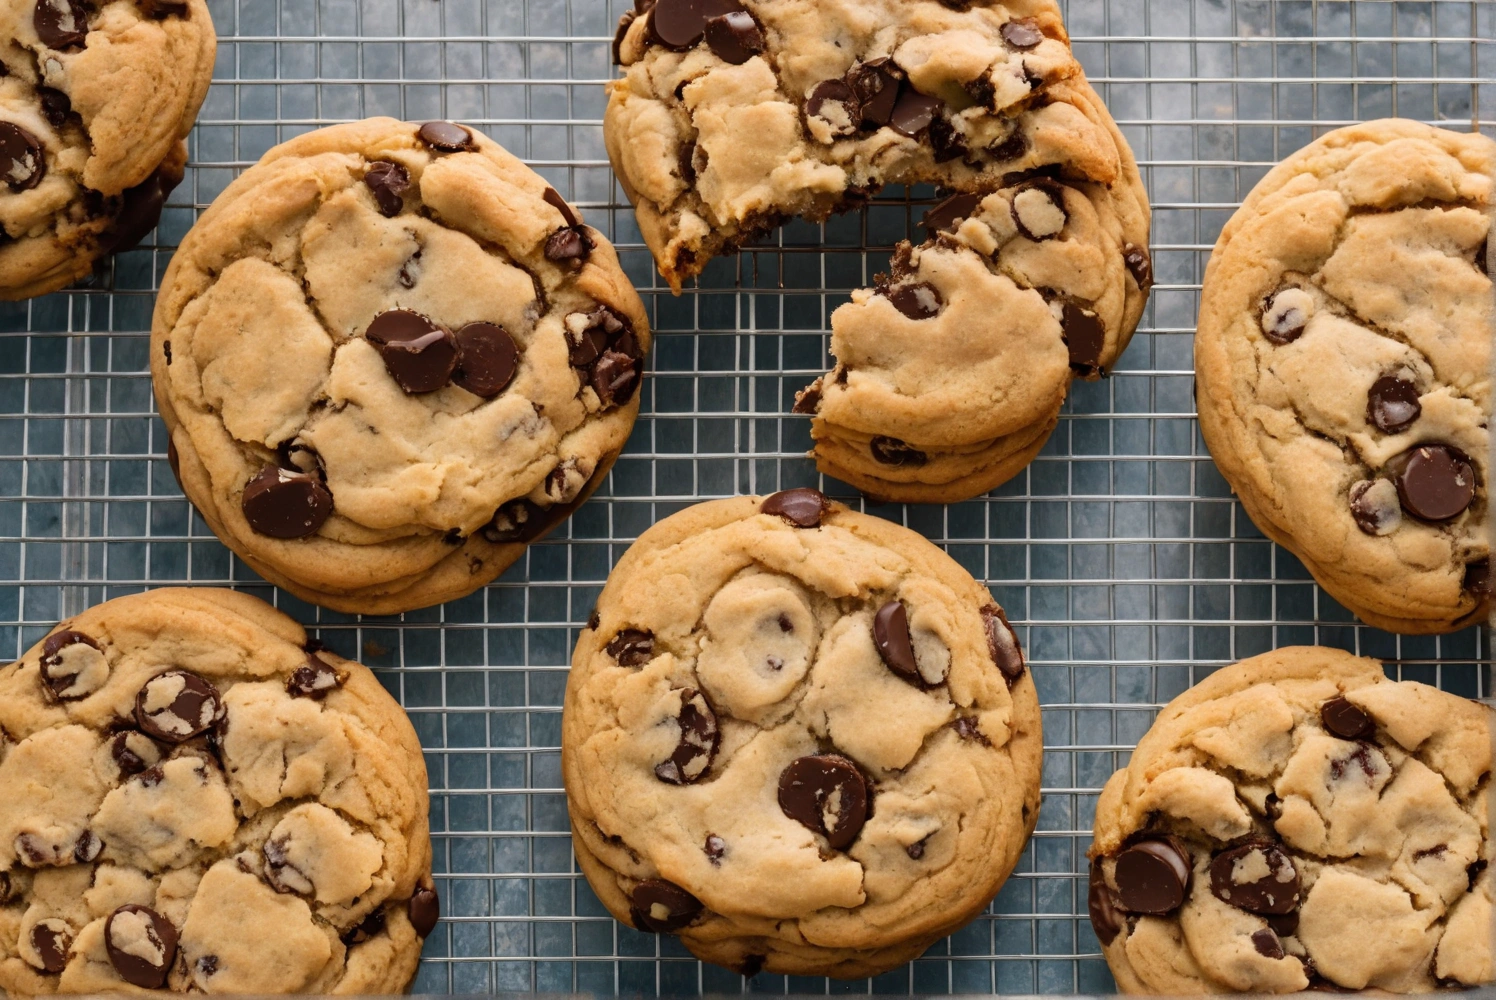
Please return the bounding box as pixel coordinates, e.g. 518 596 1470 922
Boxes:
0 588 435 996
1089 646 1494 994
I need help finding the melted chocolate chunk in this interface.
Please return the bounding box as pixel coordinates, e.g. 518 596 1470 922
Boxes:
606 629 654 666
778 754 868 850
703 10 763 64
906 835 931 860
922 192 983 236
586 608 601 630
545 226 594 268
848 60 900 129
1349 479 1401 536
341 909 387 946
1000 17 1044 49
111 730 158 777
38 87 71 127
647 0 743 50
1260 288 1311 344
30 920 70 973
241 465 334 539
75 829 102 863
482 498 548 543
365 310 458 394
870 436 927 467
1114 838 1191 915
1209 842 1301 914
1266 910 1299 937
883 281 943 319
1319 696 1373 740
39 629 106 701
654 688 719 784
1386 444 1476 522
1123 243 1153 290
542 186 580 227
987 126 1028 161
590 349 640 407
760 487 829 527
409 886 440 937
363 161 411 217
105 905 177 989
1366 375 1421 434
629 878 702 933
805 79 859 138
286 652 343 699
567 306 642 408
792 379 822 414
873 600 921 684
1251 928 1284 960
888 88 942 139
0 122 46 191
417 120 476 152
981 604 1025 682
704 834 725 862
134 670 224 743
34 0 89 49
1088 859 1124 946
453 322 519 399
1464 559 1492 598
104 164 180 254
1063 303 1106 373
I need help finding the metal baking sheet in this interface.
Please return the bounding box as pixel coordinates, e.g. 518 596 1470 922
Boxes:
0 0 1491 994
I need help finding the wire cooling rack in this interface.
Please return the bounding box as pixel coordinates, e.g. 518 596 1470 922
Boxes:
1 0 1493 994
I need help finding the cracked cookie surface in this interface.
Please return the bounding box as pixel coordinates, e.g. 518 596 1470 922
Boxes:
151 117 651 615
561 491 1043 978
0 588 437 995
1088 646 1494 994
0 0 214 300
1196 119 1492 633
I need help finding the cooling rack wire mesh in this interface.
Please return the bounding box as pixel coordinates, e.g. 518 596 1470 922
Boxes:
0 0 1492 994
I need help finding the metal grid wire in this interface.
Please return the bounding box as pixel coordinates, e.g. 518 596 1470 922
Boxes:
1 0 1493 994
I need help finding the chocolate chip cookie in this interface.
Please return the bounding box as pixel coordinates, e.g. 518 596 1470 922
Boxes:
1 0 215 300
1195 119 1492 633
561 490 1043 977
152 117 651 614
0 588 438 995
607 0 1151 502
1089 646 1494 993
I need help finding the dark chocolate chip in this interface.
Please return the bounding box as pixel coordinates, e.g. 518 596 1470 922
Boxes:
1386 444 1476 522
873 600 921 685
1251 928 1285 960
847 60 900 129
906 835 931 860
1088 859 1124 946
1475 240 1489 277
704 10 763 64
133 670 224 743
870 436 927 467
1319 696 1373 740
38 87 71 127
409 886 440 937
30 920 70 973
1464 559 1492 598
1063 303 1106 373
241 465 334 539
792 379 822 415
138 0 189 17
105 905 177 989
567 306 627 368
647 0 743 50
777 754 868 850
1468 859 1488 891
286 652 343 699
341 908 386 946
888 87 942 139
589 349 640 407
365 310 458 394
883 281 943 319
1266 910 1299 937
1366 375 1422 434
1209 842 1301 914
928 115 967 163
0 122 46 191
1264 792 1282 821
482 498 548 543
74 829 102 862
1123 243 1153 290
1114 838 1191 915
1012 181 1068 242
195 955 218 978
1349 479 1400 536
805 79 859 138
34 0 90 49
111 730 158 778
704 834 725 863
953 716 991 745
417 121 476 152
987 127 1028 161
363 161 411 217
611 10 637 64
981 604 1025 682
105 163 180 253
737 955 765 978
606 629 654 666
545 226 594 269
654 688 719 784
1261 288 1310 344
760 487 830 528
264 835 309 895
629 878 702 933
922 192 983 235
1000 17 1045 49
39 629 106 701
453 322 519 399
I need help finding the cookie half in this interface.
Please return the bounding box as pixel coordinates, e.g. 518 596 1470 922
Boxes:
1089 646 1494 993
0 588 437 995
152 117 651 614
562 490 1043 978
1 0 215 300
1196 119 1492 633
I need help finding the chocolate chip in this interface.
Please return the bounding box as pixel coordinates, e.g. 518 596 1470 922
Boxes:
647 0 744 49
1468 859 1488 891
1386 444 1476 522
629 878 702 933
889 88 942 139
778 754 868 850
74 829 102 862
606 629 654 666
30 919 70 973
760 487 830 527
1114 838 1191 915
567 305 625 367
928 115 967 163
1000 17 1044 49
34 0 89 48
1251 928 1285 960
452 322 519 399
870 436 927 467
847 60 900 129
105 905 177 988
1013 181 1068 241
1063 303 1106 373
590 349 640 407
1319 696 1373 740
1267 910 1299 937
1366 375 1422 434
286 652 343 699
1260 287 1312 344
104 164 180 254
482 498 548 543
611 10 637 64
981 604 1025 683
873 600 924 686
417 121 476 152
987 127 1028 161
111 730 159 778
0 122 46 191
39 629 108 701
704 834 725 863
134 670 224 743
704 10 762 64
922 192 982 235
195 955 218 978
655 688 719 784
906 835 931 860
365 310 458 394
545 227 594 269
241 465 334 539
1088 859 1124 946
1123 243 1153 289
1465 559 1492 598
1349 479 1401 536
792 379 822 414
883 281 943 319
953 716 990 745
1209 842 1301 914
38 88 71 127
409 886 440 937
805 79 859 138
363 161 410 217
587 608 601 630
138 0 189 17
341 909 386 946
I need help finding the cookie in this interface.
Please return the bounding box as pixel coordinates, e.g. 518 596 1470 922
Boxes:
561 489 1043 978
1088 646 1494 993
151 117 651 615
0 588 438 995
606 0 1151 502
1195 119 1492 633
1 0 215 301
